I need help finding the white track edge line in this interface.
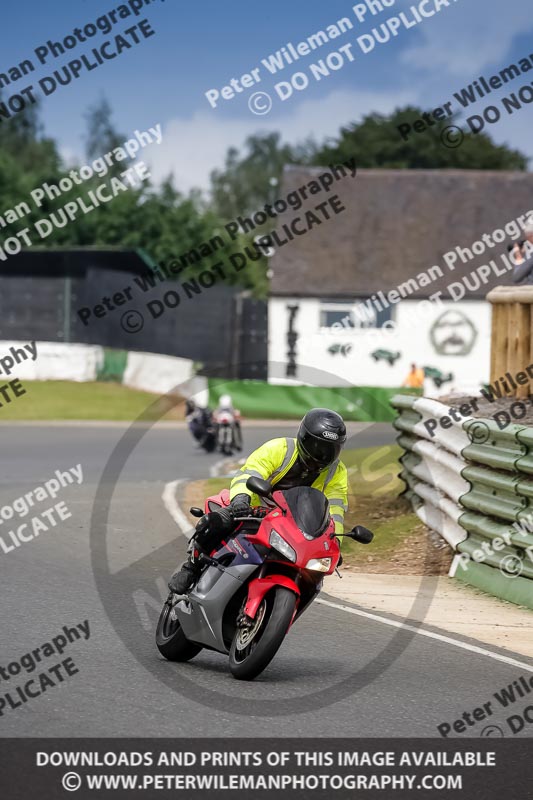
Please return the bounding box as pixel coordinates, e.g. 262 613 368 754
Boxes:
209 458 229 478
317 597 533 672
162 479 193 538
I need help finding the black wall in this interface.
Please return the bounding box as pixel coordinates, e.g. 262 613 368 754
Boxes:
0 252 267 378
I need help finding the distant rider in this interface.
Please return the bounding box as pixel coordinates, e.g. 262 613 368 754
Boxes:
213 393 242 452
185 399 213 444
169 408 349 594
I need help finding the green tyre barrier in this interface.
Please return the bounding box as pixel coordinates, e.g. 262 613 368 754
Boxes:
454 559 533 611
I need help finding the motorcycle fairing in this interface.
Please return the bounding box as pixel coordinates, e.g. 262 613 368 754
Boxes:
243 575 300 620
222 533 264 566
206 489 230 512
176 562 257 652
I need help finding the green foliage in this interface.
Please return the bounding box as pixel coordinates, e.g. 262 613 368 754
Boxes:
209 133 318 297
210 132 315 219
310 107 528 170
0 94 62 223
84 97 125 164
0 97 244 289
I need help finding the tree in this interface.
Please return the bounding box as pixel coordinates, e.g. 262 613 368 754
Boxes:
209 133 320 297
0 92 62 214
210 132 315 219
84 97 126 165
310 107 528 170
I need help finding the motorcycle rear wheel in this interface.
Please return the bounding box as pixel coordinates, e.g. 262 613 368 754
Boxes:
228 587 297 681
156 595 202 662
202 433 217 453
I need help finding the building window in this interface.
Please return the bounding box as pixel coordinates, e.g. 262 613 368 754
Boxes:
320 300 392 331
321 307 356 329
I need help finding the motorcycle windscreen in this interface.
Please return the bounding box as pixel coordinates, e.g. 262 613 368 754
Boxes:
281 486 330 538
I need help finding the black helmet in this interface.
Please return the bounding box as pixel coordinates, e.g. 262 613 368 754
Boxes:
297 408 347 470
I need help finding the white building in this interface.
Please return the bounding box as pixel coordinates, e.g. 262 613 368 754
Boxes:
268 167 533 396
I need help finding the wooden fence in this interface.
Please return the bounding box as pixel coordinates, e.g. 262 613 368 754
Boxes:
487 285 533 398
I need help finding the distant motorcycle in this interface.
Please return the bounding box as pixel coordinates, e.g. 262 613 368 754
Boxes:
156 476 373 680
185 402 217 453
214 407 242 456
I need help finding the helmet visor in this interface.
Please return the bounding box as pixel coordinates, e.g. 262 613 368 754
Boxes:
298 429 342 469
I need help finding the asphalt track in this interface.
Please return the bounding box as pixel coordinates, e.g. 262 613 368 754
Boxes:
1 422 532 738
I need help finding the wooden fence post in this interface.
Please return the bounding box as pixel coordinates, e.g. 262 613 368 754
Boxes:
487 286 533 398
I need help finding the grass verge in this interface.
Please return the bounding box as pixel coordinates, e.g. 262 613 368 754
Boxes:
0 381 185 421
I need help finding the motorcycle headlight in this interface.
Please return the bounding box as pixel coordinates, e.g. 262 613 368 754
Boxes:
269 530 296 562
306 558 332 572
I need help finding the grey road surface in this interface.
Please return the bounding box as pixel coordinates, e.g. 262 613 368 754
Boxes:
1 422 531 738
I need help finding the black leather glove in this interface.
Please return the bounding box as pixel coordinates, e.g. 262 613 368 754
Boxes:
193 508 234 554
210 507 234 532
230 494 251 517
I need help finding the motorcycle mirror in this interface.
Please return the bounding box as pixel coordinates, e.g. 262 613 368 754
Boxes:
245 476 273 497
350 525 374 544
189 507 204 518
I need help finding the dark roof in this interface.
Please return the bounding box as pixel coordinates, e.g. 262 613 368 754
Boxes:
270 168 533 299
0 247 153 277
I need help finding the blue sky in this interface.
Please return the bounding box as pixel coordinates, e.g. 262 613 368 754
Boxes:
2 0 532 191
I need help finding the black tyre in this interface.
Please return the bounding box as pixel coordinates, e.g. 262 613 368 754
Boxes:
156 596 202 662
202 434 216 453
228 587 297 681
232 422 243 452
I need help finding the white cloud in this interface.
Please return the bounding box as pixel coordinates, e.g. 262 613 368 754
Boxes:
400 0 532 77
146 87 415 193
59 146 80 169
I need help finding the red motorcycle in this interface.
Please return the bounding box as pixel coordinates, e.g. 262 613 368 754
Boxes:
157 477 373 680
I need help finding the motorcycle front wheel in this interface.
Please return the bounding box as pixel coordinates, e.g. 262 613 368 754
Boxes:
156 595 203 662
228 587 297 681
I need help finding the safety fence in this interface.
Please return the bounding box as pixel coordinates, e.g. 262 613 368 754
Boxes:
208 379 408 422
391 394 533 610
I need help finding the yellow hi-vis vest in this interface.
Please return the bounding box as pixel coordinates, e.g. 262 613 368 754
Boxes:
229 437 348 534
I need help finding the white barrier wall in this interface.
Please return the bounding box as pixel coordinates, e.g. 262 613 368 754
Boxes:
269 298 491 394
123 351 194 395
0 341 196 397
0 341 103 382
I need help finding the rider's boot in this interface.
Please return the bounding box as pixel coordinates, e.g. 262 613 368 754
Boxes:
168 549 202 594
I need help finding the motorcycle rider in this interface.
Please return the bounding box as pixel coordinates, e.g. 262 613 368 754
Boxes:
185 399 211 443
214 393 242 453
169 408 349 594
215 394 235 416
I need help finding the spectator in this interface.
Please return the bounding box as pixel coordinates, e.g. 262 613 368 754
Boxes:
511 218 533 283
402 363 425 389
507 241 525 265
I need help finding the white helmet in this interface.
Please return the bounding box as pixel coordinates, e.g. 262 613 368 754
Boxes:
219 394 233 408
